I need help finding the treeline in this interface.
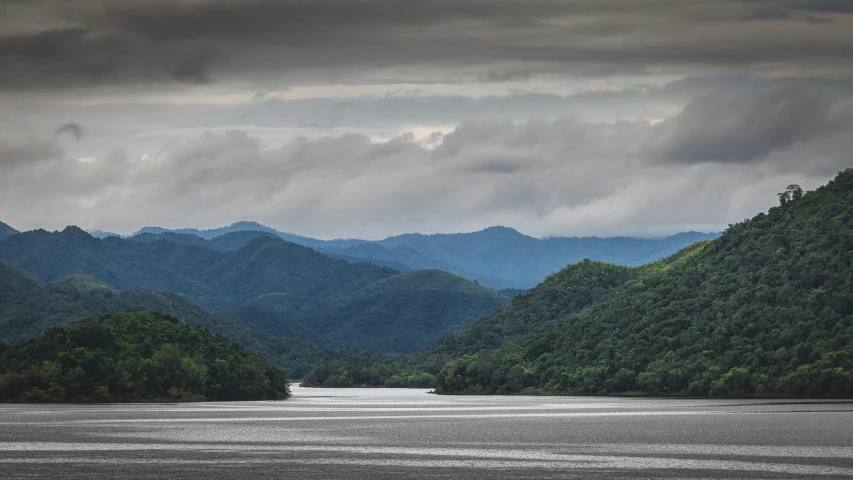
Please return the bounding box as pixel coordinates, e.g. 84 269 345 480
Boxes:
0 311 290 402
300 361 435 388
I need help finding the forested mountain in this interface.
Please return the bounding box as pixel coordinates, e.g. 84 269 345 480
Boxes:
0 230 396 310
0 231 509 368
370 228 718 289
305 170 853 397
0 221 17 242
126 222 719 289
133 221 363 249
226 270 510 355
0 264 385 377
434 171 853 397
0 311 290 402
301 259 653 387
129 229 279 251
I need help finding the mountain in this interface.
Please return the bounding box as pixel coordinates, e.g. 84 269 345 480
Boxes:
0 230 396 310
128 230 283 252
123 221 719 289
301 259 649 387
88 230 121 239
0 230 510 366
225 270 511 355
0 221 18 242
372 227 720 289
132 221 364 249
0 310 290 402
0 260 41 303
431 171 853 397
0 265 385 377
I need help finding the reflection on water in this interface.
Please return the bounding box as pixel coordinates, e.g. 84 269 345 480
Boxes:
0 386 851 479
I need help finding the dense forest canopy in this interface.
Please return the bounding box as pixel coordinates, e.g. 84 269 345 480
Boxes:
434 170 853 397
0 232 507 359
306 170 853 397
0 268 390 378
0 310 290 402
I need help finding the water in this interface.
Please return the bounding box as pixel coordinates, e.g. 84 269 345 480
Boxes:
0 386 851 479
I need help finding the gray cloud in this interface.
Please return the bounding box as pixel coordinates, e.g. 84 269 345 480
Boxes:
55 122 84 141
650 83 846 163
1 0 852 90
1 1 850 239
0 86 848 238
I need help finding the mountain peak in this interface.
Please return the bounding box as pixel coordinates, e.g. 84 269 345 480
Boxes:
61 225 94 238
479 226 523 235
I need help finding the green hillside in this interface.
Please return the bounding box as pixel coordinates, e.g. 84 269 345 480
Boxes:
225 270 511 355
0 270 385 377
0 260 40 303
435 172 853 397
0 310 290 402
0 229 512 363
302 259 641 387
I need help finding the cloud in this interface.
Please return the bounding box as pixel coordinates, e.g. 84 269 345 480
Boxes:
0 85 848 238
55 122 84 140
649 83 846 163
1 1 852 90
0 135 62 172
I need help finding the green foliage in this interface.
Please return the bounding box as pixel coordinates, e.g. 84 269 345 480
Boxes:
0 310 290 402
434 170 853 397
0 260 40 303
0 231 506 359
0 272 385 378
228 270 511 355
300 360 435 388
302 259 636 386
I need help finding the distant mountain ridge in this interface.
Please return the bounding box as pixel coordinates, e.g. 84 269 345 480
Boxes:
100 222 720 289
0 221 18 242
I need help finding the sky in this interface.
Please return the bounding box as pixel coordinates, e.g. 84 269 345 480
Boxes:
1 0 852 239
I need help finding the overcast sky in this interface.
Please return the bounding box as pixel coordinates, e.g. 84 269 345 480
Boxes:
1 0 851 239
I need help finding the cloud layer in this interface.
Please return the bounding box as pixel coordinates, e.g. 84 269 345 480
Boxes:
1 84 849 238
2 0 853 90
1 1 851 237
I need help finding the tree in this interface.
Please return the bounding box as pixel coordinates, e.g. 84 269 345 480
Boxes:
778 184 803 206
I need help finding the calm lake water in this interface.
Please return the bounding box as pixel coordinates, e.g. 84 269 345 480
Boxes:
0 386 851 479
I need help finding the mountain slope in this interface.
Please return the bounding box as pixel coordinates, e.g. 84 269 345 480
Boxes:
0 230 512 366
0 310 289 402
301 258 652 387
128 230 278 251
372 227 719 289
0 221 18 242
225 270 511 355
0 260 40 303
0 230 397 310
435 171 853 397
0 271 373 377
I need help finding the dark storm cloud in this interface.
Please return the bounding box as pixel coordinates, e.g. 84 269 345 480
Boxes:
651 83 847 163
1 0 852 90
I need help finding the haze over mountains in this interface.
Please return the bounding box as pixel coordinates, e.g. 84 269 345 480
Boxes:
93 222 719 289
